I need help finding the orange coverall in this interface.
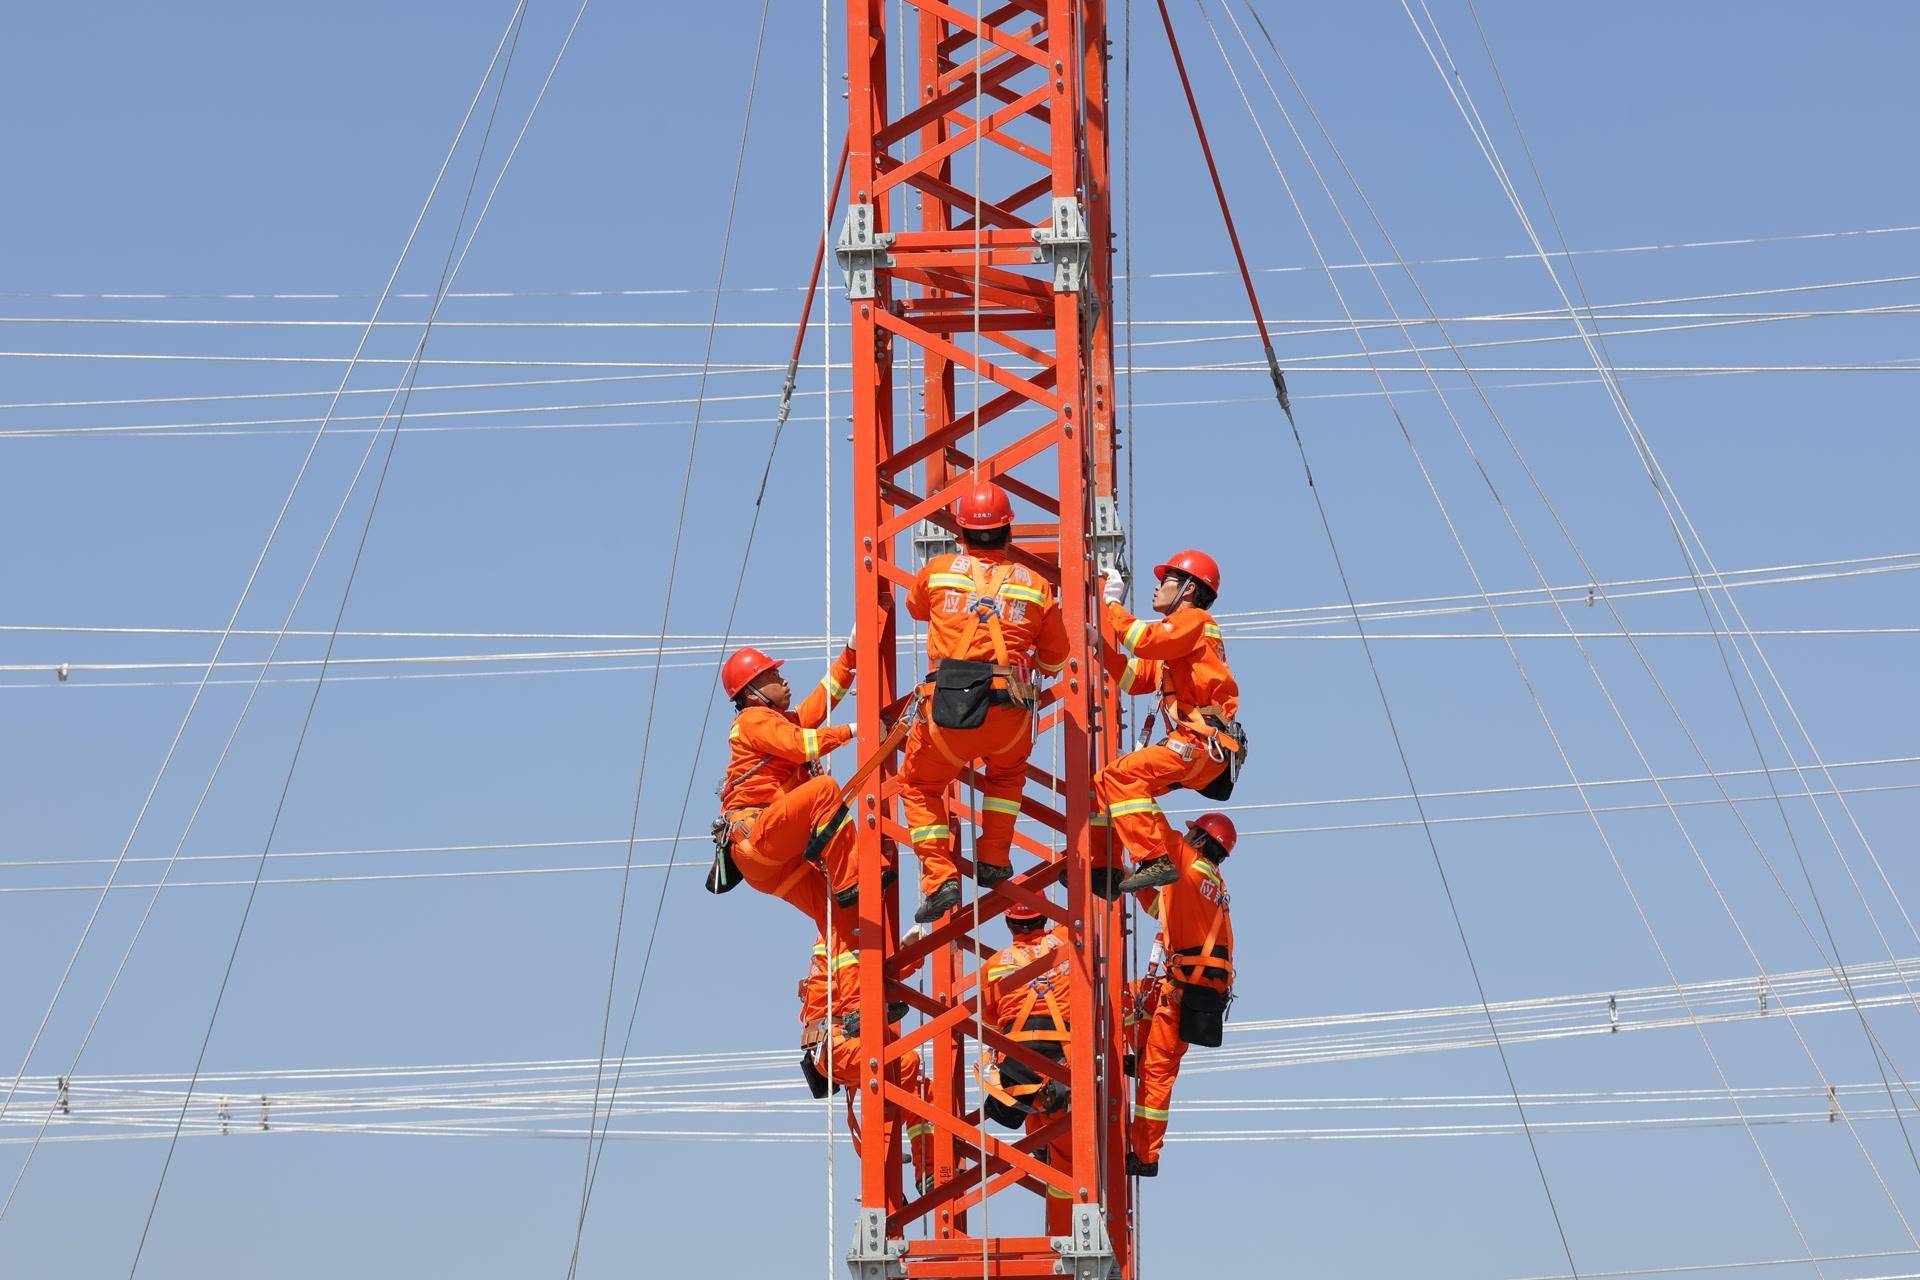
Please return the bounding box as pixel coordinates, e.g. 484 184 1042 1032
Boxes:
982 924 1076 1233
721 648 858 931
1130 845 1234 1165
1094 601 1239 869
800 938 931 1178
901 549 1070 894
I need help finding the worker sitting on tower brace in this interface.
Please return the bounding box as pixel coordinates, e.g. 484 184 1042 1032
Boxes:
1123 812 1236 1177
709 643 865 931
899 479 1070 925
979 895 1075 1233
1090 548 1247 900
798 933 933 1193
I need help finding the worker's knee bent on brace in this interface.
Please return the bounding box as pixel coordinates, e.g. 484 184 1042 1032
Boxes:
900 482 1070 920
709 642 860 918
1095 550 1244 899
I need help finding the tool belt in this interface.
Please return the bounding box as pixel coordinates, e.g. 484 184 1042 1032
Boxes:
1167 942 1234 1048
703 807 759 895
981 1040 1068 1129
1164 701 1248 801
925 658 1037 731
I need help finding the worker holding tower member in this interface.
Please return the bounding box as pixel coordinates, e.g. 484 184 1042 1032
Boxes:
797 935 933 1192
978 897 1076 1234
708 643 863 931
1123 812 1237 1177
1091 549 1247 899
899 479 1070 925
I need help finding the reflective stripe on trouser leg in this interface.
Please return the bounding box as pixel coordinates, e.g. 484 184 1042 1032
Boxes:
971 706 1034 870
1095 740 1211 869
1131 987 1189 1164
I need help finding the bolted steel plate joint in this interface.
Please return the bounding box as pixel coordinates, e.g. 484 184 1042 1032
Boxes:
837 203 896 301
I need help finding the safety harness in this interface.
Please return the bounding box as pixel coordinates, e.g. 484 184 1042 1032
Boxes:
978 938 1072 1124
1158 861 1235 1047
923 557 1042 740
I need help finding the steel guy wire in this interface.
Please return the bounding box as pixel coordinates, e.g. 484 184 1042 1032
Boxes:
0 0 532 1154
1457 0 1920 1020
560 2 771 1272
6 218 1917 301
0 0 595 1231
9 778 1919 897
1169 0 1577 1266
1394 0 1920 1158
1229 0 1920 1238
3 548 1908 642
1437 0 1920 1172
116 8 539 1274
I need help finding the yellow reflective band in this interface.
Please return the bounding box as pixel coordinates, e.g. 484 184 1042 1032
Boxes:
1143 896 1161 918
928 573 974 591
812 943 828 956
905 1123 934 1139
910 824 953 844
727 724 741 741
1108 798 1161 818
802 728 821 762
1123 619 1149 651
1195 861 1220 882
987 966 1016 979
1121 658 1142 691
1134 1105 1170 1121
1203 625 1223 640
1034 656 1066 674
1046 1186 1075 1199
981 797 1022 816
821 673 848 701
829 952 858 972
1089 813 1111 827
999 584 1046 605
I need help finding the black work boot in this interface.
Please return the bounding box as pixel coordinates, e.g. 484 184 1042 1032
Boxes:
1118 857 1178 894
1126 1153 1159 1178
976 861 1015 888
1088 867 1126 901
914 879 962 924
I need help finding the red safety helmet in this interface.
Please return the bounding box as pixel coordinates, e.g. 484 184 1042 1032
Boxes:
953 480 1014 531
1153 549 1221 595
721 646 784 699
1186 813 1237 856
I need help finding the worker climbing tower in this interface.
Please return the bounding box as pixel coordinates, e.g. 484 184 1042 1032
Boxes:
838 2 1130 1275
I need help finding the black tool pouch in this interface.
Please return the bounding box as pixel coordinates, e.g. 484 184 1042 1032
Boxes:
1176 984 1231 1048
799 1050 834 1099
704 817 743 895
1194 719 1249 801
931 659 1000 730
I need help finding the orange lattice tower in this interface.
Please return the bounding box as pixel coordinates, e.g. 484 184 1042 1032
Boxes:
838 3 1130 1276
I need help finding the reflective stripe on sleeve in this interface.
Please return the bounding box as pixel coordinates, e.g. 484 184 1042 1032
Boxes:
1034 655 1066 674
1134 1105 1170 1121
905 1123 934 1139
1203 624 1223 640
820 672 849 703
802 729 821 762
1123 619 1149 651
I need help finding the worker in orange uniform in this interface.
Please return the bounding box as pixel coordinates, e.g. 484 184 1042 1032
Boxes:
900 480 1070 924
711 643 864 931
1125 812 1236 1178
797 936 933 1193
978 898 1076 1232
1090 549 1247 899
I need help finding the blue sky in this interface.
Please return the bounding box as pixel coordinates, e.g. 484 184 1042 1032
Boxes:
1 2 1917 1276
